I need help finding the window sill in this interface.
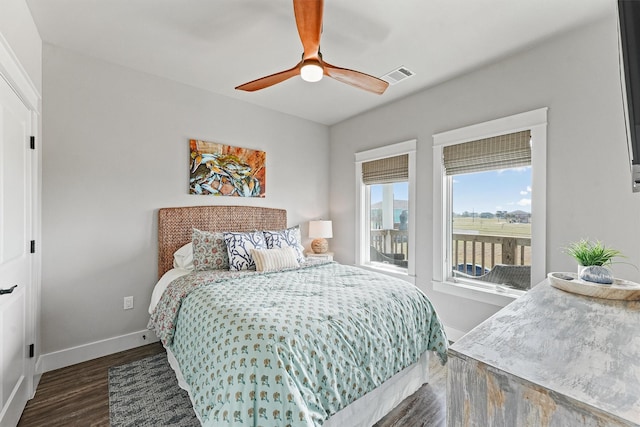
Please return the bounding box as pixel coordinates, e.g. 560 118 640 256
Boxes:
433 278 525 307
357 263 415 285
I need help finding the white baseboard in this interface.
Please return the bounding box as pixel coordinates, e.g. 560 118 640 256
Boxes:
443 325 467 343
38 329 159 373
30 372 42 399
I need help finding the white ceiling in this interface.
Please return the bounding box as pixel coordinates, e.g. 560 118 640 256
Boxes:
26 0 612 125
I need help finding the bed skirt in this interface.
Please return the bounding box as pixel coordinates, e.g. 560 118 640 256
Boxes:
165 346 431 426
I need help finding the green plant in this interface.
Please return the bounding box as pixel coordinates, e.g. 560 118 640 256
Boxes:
564 239 624 266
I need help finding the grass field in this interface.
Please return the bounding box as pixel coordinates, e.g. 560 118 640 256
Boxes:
452 217 531 237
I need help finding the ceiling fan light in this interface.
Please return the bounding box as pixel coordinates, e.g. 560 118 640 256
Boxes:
301 63 323 82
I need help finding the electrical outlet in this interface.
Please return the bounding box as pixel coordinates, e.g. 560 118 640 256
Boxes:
123 296 134 310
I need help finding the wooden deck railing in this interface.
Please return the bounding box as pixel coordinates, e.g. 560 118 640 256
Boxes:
452 233 531 276
370 230 531 275
371 229 408 259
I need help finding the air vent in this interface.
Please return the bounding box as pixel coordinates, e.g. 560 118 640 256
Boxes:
381 66 415 85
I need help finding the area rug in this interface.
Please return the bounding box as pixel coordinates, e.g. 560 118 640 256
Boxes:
108 352 199 427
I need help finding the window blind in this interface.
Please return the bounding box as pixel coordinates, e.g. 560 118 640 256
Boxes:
362 154 409 184
442 130 531 175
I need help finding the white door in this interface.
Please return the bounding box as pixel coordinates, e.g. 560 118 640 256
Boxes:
0 74 33 426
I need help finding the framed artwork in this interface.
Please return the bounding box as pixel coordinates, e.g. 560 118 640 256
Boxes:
189 139 266 197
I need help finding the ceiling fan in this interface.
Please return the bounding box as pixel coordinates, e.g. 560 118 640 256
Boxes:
235 0 389 95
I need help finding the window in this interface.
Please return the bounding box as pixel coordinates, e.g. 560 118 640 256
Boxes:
433 109 547 306
355 140 416 280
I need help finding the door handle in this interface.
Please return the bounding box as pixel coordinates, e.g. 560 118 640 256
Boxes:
0 285 17 295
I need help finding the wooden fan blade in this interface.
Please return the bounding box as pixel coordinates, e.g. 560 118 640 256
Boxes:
324 62 389 95
235 64 301 92
293 0 323 59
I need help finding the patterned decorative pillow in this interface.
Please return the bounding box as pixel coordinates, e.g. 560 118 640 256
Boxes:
224 231 268 271
250 247 300 272
191 228 229 271
263 226 305 262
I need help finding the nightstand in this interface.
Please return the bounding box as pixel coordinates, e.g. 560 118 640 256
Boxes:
306 252 334 261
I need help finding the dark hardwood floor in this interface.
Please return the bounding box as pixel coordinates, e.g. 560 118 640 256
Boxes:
18 343 165 427
17 343 446 427
374 355 447 427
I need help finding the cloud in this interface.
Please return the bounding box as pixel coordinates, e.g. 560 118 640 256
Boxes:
520 186 532 195
517 198 531 207
496 166 532 174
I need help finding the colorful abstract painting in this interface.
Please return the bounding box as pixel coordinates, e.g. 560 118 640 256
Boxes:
189 140 266 197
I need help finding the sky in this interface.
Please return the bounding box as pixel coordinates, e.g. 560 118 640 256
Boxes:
452 166 532 214
369 166 531 215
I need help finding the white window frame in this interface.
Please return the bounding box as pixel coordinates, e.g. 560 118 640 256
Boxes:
432 108 547 307
355 139 416 283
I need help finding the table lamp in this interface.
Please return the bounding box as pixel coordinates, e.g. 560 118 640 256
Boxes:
309 220 333 254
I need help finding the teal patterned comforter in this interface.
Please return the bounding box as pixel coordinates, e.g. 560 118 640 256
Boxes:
148 262 447 427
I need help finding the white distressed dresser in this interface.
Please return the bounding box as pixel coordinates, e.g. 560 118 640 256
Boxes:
447 280 640 426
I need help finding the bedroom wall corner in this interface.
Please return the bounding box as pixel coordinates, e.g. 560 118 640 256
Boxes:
40 44 330 367
0 0 42 94
329 9 640 338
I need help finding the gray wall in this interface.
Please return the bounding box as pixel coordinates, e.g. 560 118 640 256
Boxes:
329 10 640 335
1 0 41 94
41 45 329 354
39 3 640 356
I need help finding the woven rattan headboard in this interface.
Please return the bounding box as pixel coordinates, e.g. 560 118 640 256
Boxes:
157 205 287 278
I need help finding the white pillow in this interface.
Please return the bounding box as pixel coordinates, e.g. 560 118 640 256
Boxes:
250 247 300 272
172 242 194 270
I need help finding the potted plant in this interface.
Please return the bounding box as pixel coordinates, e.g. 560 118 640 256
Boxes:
564 239 624 284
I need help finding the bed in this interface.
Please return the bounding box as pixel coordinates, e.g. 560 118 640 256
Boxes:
147 205 448 427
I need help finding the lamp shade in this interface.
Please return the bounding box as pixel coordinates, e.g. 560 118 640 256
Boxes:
308 220 333 238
